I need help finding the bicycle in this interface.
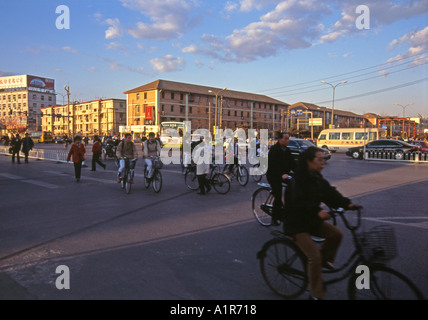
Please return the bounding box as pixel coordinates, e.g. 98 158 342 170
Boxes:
144 156 163 193
224 163 249 186
185 163 231 194
118 157 137 194
257 207 424 300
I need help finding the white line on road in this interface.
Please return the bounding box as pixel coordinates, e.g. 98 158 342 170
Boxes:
0 173 60 189
362 217 428 229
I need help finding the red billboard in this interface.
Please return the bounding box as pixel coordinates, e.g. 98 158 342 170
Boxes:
145 106 153 120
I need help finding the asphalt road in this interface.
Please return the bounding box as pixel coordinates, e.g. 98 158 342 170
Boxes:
0 147 427 302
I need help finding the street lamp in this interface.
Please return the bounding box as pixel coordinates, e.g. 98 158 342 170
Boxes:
320 80 348 128
64 85 70 136
208 88 227 133
394 103 414 117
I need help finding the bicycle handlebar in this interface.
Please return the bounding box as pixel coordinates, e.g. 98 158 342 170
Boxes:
330 206 363 231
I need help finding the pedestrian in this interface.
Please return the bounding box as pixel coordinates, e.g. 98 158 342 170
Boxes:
21 132 34 163
91 135 106 171
66 135 86 182
193 138 211 195
11 134 22 164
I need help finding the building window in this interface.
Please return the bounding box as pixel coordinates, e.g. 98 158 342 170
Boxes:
137 93 140 100
144 92 147 99
171 93 175 100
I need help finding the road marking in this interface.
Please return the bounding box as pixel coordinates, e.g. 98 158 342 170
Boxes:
0 173 60 189
362 217 428 230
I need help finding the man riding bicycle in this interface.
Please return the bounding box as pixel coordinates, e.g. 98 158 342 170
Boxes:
117 133 138 184
266 132 295 226
143 132 162 179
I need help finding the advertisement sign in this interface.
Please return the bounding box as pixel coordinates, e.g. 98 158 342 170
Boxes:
0 75 55 90
145 106 153 120
27 75 55 91
0 75 27 89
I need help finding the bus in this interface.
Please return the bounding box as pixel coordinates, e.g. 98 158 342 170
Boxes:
160 122 184 147
30 131 53 143
316 128 385 152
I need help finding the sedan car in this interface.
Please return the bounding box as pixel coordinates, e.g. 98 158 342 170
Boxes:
346 139 419 160
288 138 332 161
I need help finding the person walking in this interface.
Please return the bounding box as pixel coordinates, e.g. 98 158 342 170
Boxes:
193 138 211 195
91 135 106 171
67 135 86 182
21 132 34 163
11 134 22 164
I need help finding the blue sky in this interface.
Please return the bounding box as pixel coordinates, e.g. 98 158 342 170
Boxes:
1 0 427 118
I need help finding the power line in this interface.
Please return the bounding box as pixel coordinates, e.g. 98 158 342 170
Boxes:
257 50 428 95
314 77 428 105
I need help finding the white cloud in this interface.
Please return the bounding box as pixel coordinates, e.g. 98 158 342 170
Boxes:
320 0 428 44
150 55 186 73
387 26 428 65
119 0 199 40
105 18 123 39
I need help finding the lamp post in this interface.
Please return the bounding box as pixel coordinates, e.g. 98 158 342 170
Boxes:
208 88 227 134
64 85 70 136
394 102 414 117
320 80 347 128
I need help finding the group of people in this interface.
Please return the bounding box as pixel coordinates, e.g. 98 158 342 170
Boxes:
65 132 161 184
9 133 35 164
266 131 361 300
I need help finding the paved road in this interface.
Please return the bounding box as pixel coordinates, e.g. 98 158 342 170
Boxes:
0 150 427 301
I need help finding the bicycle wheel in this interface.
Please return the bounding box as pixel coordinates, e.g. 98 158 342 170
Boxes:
120 174 125 190
251 164 263 182
237 165 249 186
258 238 308 299
212 173 231 194
125 171 132 194
153 170 162 193
348 264 425 300
185 170 199 190
252 187 274 226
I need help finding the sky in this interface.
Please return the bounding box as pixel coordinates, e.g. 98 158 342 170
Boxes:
1 0 427 118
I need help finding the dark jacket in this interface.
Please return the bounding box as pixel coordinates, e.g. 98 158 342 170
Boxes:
21 137 34 153
266 142 295 185
11 138 22 152
283 170 351 235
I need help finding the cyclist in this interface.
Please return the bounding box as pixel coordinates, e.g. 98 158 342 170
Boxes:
116 133 138 183
224 137 241 174
143 132 162 179
283 146 360 300
266 132 295 225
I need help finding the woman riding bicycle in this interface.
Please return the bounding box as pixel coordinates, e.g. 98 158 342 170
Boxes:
283 146 360 300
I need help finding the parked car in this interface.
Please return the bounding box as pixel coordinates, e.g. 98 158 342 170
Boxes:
288 138 331 161
346 139 419 160
409 141 428 153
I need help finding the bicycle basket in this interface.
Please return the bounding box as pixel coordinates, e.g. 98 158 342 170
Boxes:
153 157 163 169
358 225 397 263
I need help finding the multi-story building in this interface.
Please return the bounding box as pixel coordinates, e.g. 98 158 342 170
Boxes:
123 79 290 138
288 102 366 134
0 75 56 133
41 98 126 138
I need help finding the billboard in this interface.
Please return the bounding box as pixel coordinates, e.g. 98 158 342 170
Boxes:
0 75 55 90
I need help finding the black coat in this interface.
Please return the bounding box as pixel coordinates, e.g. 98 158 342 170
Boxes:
266 142 295 186
283 170 351 235
11 138 22 152
21 137 34 153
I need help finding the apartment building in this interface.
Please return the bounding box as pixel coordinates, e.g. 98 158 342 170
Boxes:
123 79 290 136
41 98 126 138
0 75 56 133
